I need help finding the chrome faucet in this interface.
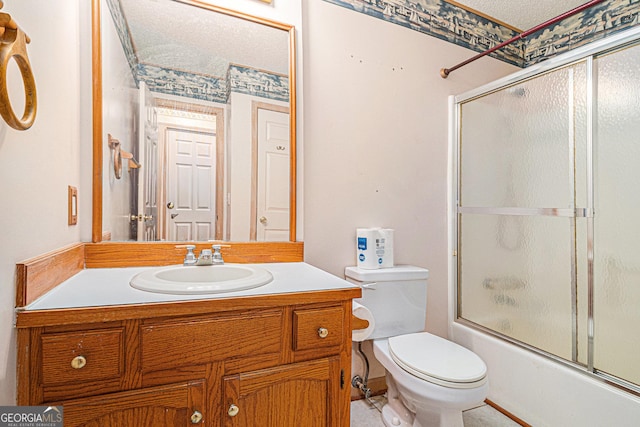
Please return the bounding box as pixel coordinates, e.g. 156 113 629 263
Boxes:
196 248 213 265
182 245 224 266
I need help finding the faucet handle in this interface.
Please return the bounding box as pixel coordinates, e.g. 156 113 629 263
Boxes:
183 245 197 265
211 245 224 264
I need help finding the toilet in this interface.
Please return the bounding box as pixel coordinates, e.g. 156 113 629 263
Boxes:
346 265 488 427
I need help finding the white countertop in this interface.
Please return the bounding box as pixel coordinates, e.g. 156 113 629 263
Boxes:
25 262 358 311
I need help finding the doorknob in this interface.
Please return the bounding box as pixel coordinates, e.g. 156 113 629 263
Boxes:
171 213 179 219
259 216 267 224
167 202 174 209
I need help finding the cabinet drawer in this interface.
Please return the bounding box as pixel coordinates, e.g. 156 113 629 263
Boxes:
293 306 343 351
141 310 283 373
40 328 124 386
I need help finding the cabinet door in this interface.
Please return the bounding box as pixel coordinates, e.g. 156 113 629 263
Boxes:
58 380 205 427
223 358 341 427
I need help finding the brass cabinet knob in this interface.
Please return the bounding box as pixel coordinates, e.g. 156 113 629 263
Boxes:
228 404 239 417
259 216 267 224
70 355 87 369
318 327 329 338
190 410 203 424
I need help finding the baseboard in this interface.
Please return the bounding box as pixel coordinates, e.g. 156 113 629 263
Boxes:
485 399 531 427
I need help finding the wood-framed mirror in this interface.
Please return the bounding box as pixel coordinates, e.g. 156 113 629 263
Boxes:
91 0 297 244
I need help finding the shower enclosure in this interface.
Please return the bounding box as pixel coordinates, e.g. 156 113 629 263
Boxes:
452 27 640 394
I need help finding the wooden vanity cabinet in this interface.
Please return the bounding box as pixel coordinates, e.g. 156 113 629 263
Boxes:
16 296 356 427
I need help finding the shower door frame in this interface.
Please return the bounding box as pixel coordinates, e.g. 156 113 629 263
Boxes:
449 25 640 396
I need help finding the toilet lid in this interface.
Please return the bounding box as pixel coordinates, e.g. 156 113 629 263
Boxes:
388 332 487 389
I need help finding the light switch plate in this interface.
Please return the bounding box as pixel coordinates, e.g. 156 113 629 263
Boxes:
68 186 78 225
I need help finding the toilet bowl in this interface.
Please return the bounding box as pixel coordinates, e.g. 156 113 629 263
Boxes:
345 265 488 427
373 334 487 427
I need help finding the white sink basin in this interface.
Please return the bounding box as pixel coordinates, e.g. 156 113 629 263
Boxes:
130 264 273 294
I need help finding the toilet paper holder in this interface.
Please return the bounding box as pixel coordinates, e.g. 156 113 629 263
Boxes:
352 313 370 331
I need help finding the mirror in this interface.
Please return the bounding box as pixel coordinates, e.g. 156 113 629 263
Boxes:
92 0 296 243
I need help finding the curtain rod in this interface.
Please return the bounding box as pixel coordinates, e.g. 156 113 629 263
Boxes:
440 0 606 78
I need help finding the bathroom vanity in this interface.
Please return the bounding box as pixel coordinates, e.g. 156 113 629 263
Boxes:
15 253 360 427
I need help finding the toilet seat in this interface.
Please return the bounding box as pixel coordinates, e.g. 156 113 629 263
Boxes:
388 332 487 389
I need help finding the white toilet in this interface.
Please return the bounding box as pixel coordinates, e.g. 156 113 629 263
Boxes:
346 265 488 427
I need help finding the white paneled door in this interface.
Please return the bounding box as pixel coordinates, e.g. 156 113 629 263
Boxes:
256 108 289 241
166 128 216 241
137 81 158 241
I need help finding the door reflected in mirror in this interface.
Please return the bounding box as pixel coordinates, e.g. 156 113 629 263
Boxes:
95 0 296 242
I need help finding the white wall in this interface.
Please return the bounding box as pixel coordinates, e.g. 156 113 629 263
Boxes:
0 0 92 404
301 0 516 338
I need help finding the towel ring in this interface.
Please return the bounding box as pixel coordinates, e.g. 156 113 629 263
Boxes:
0 21 37 130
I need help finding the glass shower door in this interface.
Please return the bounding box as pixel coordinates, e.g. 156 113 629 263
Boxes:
457 61 589 363
593 41 640 386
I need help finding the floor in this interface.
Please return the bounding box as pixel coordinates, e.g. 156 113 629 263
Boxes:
351 395 522 427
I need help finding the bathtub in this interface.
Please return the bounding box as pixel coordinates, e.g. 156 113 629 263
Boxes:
451 322 640 426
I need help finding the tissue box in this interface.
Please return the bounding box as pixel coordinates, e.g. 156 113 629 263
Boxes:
356 228 394 269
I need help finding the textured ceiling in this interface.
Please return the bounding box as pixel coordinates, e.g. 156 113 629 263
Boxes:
450 0 589 30
120 0 289 78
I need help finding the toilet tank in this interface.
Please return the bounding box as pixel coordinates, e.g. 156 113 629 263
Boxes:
345 265 429 340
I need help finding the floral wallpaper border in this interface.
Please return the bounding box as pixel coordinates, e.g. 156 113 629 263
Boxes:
524 0 639 66
323 0 640 68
